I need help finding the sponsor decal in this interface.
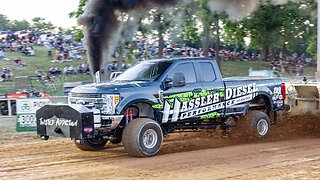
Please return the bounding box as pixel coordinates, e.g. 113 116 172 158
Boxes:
272 86 283 101
84 127 93 133
272 86 284 108
161 83 258 122
39 116 78 127
20 102 31 111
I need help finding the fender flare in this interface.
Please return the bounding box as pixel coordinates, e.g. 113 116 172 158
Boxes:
116 93 159 115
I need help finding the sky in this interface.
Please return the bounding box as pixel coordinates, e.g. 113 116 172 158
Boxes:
0 0 79 28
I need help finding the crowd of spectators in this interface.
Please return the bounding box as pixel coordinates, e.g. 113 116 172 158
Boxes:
1 36 35 57
130 39 260 61
0 32 318 81
0 31 85 62
40 34 85 63
270 52 316 76
129 39 316 77
34 63 91 82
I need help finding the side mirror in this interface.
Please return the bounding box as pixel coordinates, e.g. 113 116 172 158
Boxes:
164 77 173 89
173 72 186 87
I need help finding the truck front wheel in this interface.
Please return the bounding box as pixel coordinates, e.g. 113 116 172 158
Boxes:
73 138 108 151
122 118 163 157
246 111 270 138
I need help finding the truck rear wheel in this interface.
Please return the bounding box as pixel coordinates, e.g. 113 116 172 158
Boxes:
122 118 163 157
246 111 270 138
73 138 108 151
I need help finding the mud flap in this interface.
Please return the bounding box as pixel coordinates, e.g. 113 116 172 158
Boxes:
36 104 94 139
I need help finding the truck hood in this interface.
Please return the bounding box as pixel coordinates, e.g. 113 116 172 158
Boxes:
70 81 153 94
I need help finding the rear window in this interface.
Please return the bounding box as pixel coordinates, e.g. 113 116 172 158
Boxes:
200 62 216 82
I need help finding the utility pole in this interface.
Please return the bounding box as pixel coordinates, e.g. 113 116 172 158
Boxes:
317 0 320 81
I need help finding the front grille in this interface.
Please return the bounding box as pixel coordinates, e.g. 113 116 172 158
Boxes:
70 93 101 98
69 96 106 111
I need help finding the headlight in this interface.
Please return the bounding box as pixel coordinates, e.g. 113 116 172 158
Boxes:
101 94 120 114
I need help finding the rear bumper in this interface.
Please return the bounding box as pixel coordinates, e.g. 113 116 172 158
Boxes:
36 104 123 139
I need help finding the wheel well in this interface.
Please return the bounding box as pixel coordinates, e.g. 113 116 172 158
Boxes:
249 95 271 112
128 103 155 119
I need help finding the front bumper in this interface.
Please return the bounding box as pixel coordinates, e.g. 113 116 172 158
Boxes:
36 104 123 139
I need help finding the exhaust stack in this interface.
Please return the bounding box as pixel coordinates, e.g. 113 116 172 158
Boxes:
94 71 101 84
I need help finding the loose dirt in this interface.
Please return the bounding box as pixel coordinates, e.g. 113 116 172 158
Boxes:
0 113 319 179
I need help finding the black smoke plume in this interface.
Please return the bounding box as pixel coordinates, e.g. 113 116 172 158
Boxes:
79 0 302 75
78 0 177 75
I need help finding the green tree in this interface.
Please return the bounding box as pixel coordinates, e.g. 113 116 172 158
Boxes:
69 0 87 18
198 0 212 58
244 2 284 61
0 14 10 31
31 17 55 32
181 2 200 45
307 35 316 59
242 0 316 61
223 20 246 48
10 20 30 31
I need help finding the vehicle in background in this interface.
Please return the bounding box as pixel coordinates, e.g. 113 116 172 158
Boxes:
0 76 50 116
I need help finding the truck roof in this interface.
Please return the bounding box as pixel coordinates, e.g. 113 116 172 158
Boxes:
144 57 215 63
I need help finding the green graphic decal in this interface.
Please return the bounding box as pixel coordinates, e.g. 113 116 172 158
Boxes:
152 104 163 109
162 88 225 106
200 112 221 119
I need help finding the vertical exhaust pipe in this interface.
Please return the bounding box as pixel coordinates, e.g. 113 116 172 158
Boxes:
94 71 101 84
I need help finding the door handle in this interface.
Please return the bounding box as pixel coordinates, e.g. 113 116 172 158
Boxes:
193 88 202 93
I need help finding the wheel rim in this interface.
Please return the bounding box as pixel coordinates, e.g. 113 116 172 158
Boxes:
143 129 158 149
257 119 269 136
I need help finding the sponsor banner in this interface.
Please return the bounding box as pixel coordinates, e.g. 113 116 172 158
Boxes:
16 98 51 132
17 98 51 114
16 114 37 132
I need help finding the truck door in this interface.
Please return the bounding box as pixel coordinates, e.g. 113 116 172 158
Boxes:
161 61 203 123
194 61 225 119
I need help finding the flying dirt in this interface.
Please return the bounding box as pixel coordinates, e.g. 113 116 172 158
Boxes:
1 113 319 179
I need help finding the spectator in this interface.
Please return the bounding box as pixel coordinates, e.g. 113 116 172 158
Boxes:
14 57 27 66
120 60 130 71
68 65 76 75
1 67 12 81
64 65 71 76
0 48 4 60
35 68 43 81
108 60 118 73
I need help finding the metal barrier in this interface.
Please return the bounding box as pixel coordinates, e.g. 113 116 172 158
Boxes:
0 96 68 117
0 98 14 116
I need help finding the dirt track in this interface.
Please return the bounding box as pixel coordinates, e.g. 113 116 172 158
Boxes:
0 113 320 179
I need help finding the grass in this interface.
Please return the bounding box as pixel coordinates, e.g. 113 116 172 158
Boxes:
221 60 270 77
0 46 317 95
4 46 88 77
0 46 93 94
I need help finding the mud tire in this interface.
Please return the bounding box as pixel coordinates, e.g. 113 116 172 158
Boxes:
123 118 163 157
246 111 271 138
74 138 108 151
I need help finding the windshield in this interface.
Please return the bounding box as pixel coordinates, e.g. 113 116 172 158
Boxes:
114 61 172 82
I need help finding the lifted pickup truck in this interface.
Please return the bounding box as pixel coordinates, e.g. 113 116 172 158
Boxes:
37 58 286 157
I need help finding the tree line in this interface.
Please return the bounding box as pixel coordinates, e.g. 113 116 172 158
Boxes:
0 15 56 32
71 0 317 65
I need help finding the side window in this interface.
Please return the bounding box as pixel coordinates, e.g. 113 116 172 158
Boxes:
167 63 197 83
200 62 216 82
